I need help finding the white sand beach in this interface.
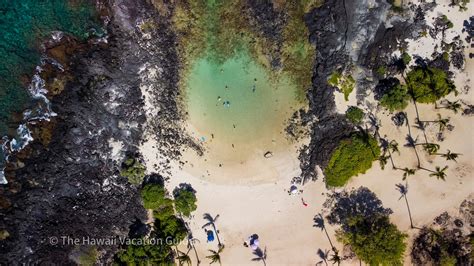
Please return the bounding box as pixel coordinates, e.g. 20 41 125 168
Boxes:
138 0 473 264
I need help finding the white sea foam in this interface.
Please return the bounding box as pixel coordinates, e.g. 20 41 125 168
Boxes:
0 58 61 184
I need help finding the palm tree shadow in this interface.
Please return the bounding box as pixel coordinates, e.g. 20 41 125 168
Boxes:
251 247 267 265
316 248 330 266
202 213 223 247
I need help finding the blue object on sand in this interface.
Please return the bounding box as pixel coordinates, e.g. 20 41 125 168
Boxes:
207 230 215 242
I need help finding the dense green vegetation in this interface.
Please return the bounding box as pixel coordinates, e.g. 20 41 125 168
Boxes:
141 183 172 210
325 133 380 187
345 106 364 124
377 66 455 111
401 52 412 66
325 187 407 265
117 182 195 265
120 157 147 186
380 83 410 111
173 185 198 217
337 215 407 265
0 0 100 134
406 67 456 103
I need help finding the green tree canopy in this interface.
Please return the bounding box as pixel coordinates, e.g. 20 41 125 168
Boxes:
345 106 364 124
337 215 407 266
325 133 380 187
173 184 198 217
407 67 456 103
140 184 173 210
380 83 410 111
116 241 173 266
120 157 146 185
154 214 187 243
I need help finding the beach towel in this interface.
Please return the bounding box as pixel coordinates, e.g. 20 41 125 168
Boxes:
207 230 215 242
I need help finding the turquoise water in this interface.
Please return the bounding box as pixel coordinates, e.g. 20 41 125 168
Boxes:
186 51 299 151
0 0 100 134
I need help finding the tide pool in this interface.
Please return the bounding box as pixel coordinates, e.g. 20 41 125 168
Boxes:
185 51 301 160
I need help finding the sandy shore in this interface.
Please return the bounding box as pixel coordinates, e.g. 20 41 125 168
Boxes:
138 1 473 265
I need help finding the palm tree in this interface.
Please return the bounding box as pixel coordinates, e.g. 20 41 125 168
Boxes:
421 114 450 133
176 249 192 266
438 150 461 162
206 245 224 265
429 166 448 181
404 116 422 168
387 140 399 169
438 100 462 113
436 114 450 133
202 213 222 247
416 143 440 155
380 139 399 170
316 249 330 266
187 234 201 265
401 167 416 180
411 97 429 144
388 140 400 154
313 214 335 250
252 247 267 265
379 155 389 170
395 183 414 229
328 248 342 266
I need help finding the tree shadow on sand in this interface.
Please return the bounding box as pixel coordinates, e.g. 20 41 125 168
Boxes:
323 187 392 230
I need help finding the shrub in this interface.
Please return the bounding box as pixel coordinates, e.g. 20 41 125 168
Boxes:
116 240 173 265
341 75 355 101
328 71 355 101
154 214 188 242
173 184 197 217
337 215 407 265
441 15 454 29
345 106 364 124
380 83 410 111
375 65 386 77
328 71 342 87
407 67 456 103
120 157 146 185
141 184 172 210
116 213 187 265
401 52 412 66
325 133 380 187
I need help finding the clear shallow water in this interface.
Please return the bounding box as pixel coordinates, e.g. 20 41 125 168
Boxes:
185 51 300 155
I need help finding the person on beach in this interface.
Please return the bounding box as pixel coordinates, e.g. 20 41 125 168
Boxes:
301 198 308 207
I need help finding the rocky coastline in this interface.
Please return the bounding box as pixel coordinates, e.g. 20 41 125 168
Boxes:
0 0 469 264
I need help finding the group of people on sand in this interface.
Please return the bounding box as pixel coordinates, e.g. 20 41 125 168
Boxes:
243 234 260 250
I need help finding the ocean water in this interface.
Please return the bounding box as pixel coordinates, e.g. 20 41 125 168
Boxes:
0 0 99 134
0 0 100 184
185 50 300 158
